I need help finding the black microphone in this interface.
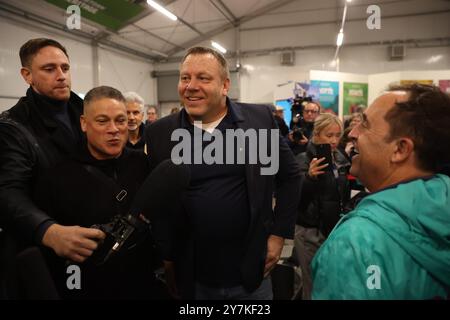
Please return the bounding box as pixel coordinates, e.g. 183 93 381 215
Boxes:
90 159 190 265
129 159 191 219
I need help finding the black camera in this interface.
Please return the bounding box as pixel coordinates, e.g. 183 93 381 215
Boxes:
292 118 306 143
290 95 313 129
90 213 151 266
290 95 314 144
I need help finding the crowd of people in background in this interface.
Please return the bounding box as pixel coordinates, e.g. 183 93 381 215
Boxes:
0 38 449 300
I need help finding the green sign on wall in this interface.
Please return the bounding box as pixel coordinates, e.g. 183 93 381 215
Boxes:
46 0 144 31
343 82 368 115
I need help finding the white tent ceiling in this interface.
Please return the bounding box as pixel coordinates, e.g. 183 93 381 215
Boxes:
1 0 449 62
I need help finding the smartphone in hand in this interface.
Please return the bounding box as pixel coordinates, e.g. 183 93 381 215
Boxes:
315 144 333 171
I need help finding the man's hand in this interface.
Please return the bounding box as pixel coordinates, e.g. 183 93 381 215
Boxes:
42 224 105 263
264 235 284 277
163 260 181 299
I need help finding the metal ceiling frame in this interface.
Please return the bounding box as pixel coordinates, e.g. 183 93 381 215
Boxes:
122 0 179 28
240 9 450 32
98 0 181 53
3 0 448 62
132 0 207 56
165 0 298 57
132 0 206 41
0 1 158 61
216 0 237 21
126 24 183 54
156 36 450 64
236 36 450 57
177 16 204 36
209 0 238 27
92 27 172 59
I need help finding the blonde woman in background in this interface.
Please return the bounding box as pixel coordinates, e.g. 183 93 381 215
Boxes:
291 113 351 300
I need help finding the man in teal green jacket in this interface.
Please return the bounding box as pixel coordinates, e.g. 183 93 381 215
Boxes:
312 84 450 299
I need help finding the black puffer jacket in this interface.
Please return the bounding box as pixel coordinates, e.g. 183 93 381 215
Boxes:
0 88 84 244
296 143 351 236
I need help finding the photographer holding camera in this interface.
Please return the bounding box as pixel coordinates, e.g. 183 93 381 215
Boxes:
34 86 165 299
288 101 321 155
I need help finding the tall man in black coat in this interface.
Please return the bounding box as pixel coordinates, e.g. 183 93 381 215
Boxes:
0 39 101 271
145 46 300 299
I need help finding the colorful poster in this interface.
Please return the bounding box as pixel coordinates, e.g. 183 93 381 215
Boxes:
343 82 368 116
439 80 450 94
45 0 144 31
400 80 433 86
309 80 339 115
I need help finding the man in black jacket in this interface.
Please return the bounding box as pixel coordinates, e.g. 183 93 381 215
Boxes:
0 39 103 275
288 101 320 155
145 46 300 299
34 86 163 299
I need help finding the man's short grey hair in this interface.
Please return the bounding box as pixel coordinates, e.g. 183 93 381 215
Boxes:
123 92 144 112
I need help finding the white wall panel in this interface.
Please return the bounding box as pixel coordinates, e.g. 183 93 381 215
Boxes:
0 17 94 107
244 0 450 30
155 44 449 105
368 69 450 104
344 13 450 44
0 98 18 112
240 45 449 103
0 19 25 102
160 102 182 118
239 54 309 103
0 17 156 111
338 46 450 74
240 12 450 52
367 71 401 105
98 48 156 105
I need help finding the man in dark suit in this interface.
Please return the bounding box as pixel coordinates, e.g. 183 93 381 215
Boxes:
145 46 300 299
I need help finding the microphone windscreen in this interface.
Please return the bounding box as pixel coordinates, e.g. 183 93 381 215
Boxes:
129 159 190 219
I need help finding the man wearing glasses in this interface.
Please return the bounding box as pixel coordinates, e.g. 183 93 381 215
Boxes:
288 101 321 155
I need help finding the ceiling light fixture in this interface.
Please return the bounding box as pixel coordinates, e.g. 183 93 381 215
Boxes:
147 0 178 21
333 1 350 67
336 29 344 47
211 41 227 54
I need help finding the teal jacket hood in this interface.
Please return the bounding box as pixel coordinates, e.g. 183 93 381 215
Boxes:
349 174 450 287
312 174 450 299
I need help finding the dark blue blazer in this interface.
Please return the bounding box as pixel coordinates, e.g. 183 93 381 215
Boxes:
145 98 300 297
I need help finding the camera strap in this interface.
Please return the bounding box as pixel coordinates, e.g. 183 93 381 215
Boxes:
83 164 128 212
